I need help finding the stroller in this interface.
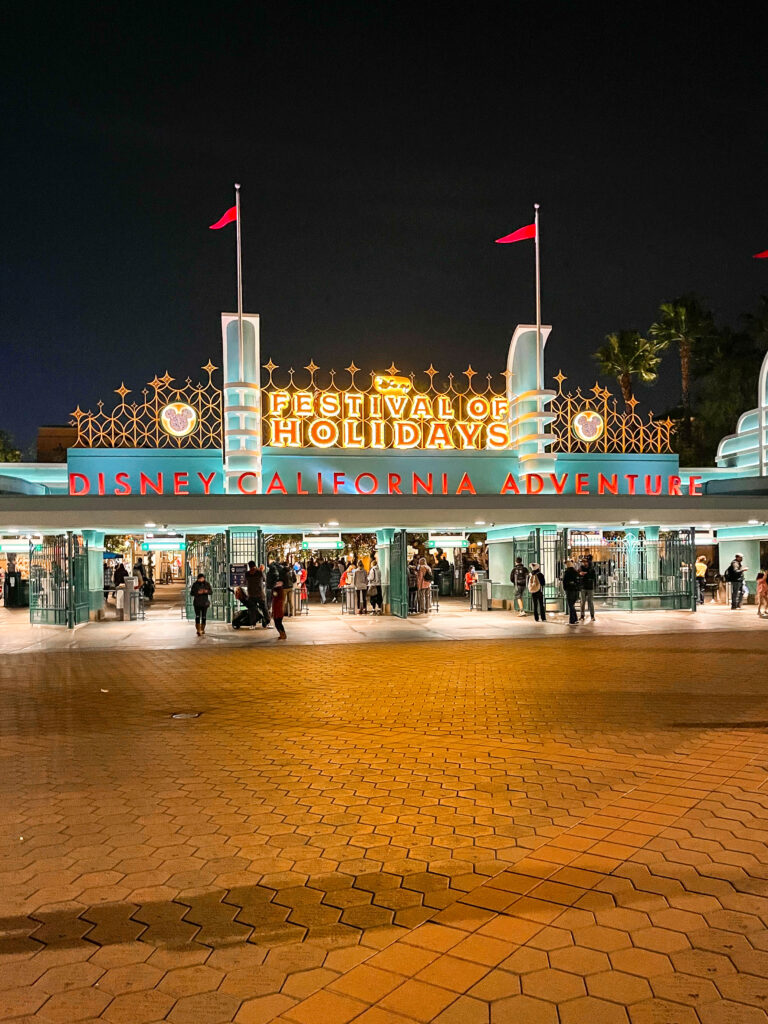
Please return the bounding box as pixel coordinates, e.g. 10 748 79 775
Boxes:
231 586 270 629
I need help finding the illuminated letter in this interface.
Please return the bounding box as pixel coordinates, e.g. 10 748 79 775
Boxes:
342 420 364 447
318 391 340 417
266 472 287 495
668 475 682 496
69 472 90 495
412 472 433 495
343 393 364 418
385 395 408 419
173 472 189 495
625 474 638 495
546 473 567 494
500 473 520 495
490 397 509 421
441 473 448 494
688 475 703 496
425 421 454 448
293 391 314 417
394 421 420 449
455 421 483 448
333 472 345 494
466 395 490 420
525 473 544 495
297 473 309 496
486 422 509 449
268 391 290 415
237 472 259 494
410 394 432 419
317 472 323 494
387 473 402 495
355 473 378 494
369 420 387 448
644 475 662 496
576 473 590 495
598 473 618 495
456 472 476 495
436 396 454 419
140 472 163 496
198 472 216 495
368 394 382 418
114 472 131 495
308 419 338 447
271 418 301 446
97 472 105 496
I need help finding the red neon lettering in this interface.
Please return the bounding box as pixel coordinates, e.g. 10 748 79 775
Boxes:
317 472 323 494
173 472 189 495
499 473 520 495
668 475 682 496
413 472 433 495
456 472 476 495
625 474 638 495
598 473 618 495
548 473 568 494
688 475 703 496
197 472 216 495
69 473 90 496
525 473 544 495
266 472 287 495
441 473 448 494
576 473 590 495
297 472 309 496
237 472 259 494
644 475 662 495
333 472 345 495
387 473 402 495
140 472 163 496
114 472 131 495
355 472 378 494
97 472 105 496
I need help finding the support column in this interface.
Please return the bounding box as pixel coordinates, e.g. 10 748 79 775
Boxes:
82 529 105 621
222 312 262 494
376 529 394 613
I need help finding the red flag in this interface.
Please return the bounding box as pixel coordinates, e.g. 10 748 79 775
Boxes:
754 250 768 259
495 223 536 244
209 206 237 230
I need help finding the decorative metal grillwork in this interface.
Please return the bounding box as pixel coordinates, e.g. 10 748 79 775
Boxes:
548 371 674 454
71 362 222 448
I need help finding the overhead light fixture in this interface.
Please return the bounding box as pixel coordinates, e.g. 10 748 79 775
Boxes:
145 521 156 528
748 519 759 525
628 519 640 525
327 520 339 527
475 520 486 526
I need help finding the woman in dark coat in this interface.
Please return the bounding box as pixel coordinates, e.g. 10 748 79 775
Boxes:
267 562 290 640
190 573 212 636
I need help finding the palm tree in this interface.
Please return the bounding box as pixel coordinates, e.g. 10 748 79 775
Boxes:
594 331 665 405
649 295 714 409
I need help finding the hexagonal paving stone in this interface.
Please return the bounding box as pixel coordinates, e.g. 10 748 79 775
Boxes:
522 967 586 1002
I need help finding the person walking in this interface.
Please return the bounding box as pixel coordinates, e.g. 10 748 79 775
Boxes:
510 556 529 616
725 553 747 609
316 559 331 604
329 561 342 603
113 560 128 588
578 556 596 622
354 560 369 614
367 556 382 614
245 560 269 626
528 562 546 621
408 559 419 612
190 572 212 636
267 561 289 639
695 555 708 605
756 571 768 618
417 557 433 613
563 559 581 625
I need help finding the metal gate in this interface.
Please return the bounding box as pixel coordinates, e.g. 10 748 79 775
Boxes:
389 529 409 618
30 532 90 627
185 534 229 621
509 529 567 613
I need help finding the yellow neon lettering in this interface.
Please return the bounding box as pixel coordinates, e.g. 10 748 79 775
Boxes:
409 394 432 419
465 395 490 420
343 393 363 417
342 420 365 447
384 395 408 418
486 422 510 448
271 418 301 446
394 420 420 448
436 396 454 419
369 420 387 448
293 391 314 417
318 391 340 417
268 391 290 415
424 421 454 448
308 419 339 447
490 397 509 420
455 421 483 448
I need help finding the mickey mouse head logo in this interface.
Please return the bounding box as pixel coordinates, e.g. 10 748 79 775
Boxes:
572 410 604 444
160 403 198 437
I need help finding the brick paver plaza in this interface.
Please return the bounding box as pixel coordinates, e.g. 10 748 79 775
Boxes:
3 628 768 1023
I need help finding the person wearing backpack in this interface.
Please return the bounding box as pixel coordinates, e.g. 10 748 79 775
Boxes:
563 559 581 625
510 556 529 616
724 553 746 609
417 557 433 613
578 556 596 622
528 562 546 622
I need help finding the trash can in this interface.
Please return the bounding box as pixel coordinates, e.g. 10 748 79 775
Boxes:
437 571 452 597
470 581 489 611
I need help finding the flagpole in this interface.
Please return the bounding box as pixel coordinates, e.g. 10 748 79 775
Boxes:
235 183 243 372
534 203 542 392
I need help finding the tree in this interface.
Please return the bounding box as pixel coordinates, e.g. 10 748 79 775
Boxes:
0 430 22 462
594 331 665 405
649 294 715 409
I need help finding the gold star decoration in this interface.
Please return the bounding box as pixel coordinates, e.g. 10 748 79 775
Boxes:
160 372 174 386
115 383 130 400
345 362 360 382
424 364 438 383
305 360 319 375
202 360 218 375
385 362 399 376
553 370 567 388
263 359 278 374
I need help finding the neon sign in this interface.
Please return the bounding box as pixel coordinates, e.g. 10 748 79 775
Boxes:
160 402 198 438
572 409 604 444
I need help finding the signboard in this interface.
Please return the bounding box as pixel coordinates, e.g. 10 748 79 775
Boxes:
229 563 247 587
141 541 184 552
427 536 468 550
302 534 344 551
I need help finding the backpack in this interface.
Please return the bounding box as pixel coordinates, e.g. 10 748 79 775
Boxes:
724 563 736 583
512 564 527 586
528 573 541 594
424 567 433 582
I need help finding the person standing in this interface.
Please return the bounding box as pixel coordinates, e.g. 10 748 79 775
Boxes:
329 561 342 603
725 553 747 609
417 557 433 613
316 559 331 604
408 559 419 612
527 562 546 622
578 557 596 622
267 561 289 640
245 560 269 626
354 560 369 614
113 560 129 589
563 559 581 625
695 555 708 605
190 572 212 636
510 557 529 616
756 571 768 618
367 556 382 614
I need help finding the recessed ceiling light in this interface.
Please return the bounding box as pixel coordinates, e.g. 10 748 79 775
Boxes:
748 519 759 525
145 521 156 528
475 520 486 525
327 520 339 526
628 519 640 525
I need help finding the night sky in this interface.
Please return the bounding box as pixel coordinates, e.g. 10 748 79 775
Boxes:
3 2 767 448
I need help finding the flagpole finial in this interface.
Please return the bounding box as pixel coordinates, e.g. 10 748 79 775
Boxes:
235 183 241 190
534 203 540 210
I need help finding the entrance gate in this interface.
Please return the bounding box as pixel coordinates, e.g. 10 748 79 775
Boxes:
508 529 567 613
389 529 408 618
30 533 90 627
185 534 229 621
